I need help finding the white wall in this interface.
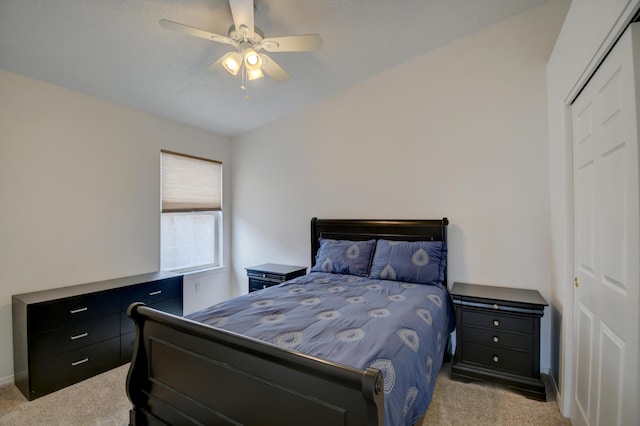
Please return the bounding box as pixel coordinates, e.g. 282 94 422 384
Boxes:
231 0 570 375
546 0 640 415
0 69 232 384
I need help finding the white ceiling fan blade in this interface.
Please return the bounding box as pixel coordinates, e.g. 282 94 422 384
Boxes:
260 54 290 83
261 34 322 52
229 0 254 39
159 19 238 47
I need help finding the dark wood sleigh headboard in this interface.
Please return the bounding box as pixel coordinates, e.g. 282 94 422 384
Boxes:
311 217 449 285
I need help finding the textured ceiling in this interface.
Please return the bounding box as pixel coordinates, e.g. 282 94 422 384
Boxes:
0 0 551 137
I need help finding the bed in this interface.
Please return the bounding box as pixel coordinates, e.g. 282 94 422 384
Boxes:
126 218 454 426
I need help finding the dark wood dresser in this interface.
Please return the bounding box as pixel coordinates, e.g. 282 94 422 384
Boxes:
12 271 182 400
246 263 306 292
450 282 548 400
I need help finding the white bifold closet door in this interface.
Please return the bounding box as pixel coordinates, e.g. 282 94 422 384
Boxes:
571 22 640 426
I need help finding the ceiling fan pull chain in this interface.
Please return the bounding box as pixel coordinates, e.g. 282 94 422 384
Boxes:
241 66 250 100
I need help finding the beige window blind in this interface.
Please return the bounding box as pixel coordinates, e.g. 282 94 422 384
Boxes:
161 150 222 212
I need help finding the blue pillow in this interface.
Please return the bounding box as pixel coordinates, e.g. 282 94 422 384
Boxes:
311 239 376 277
368 240 447 285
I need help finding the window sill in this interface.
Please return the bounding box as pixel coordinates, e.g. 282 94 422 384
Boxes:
167 265 227 276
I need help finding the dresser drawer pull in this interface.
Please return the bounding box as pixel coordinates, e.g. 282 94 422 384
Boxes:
493 320 500 327
149 290 162 296
70 307 88 314
70 332 89 340
492 355 500 363
492 336 500 343
71 357 89 367
493 304 499 310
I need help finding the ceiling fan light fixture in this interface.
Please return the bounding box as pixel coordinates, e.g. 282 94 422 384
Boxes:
221 51 242 76
159 0 322 99
244 47 262 70
247 68 264 80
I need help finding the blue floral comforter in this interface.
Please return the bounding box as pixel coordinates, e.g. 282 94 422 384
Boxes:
187 271 455 426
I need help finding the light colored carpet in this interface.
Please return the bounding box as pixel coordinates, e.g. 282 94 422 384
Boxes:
0 363 569 425
0 364 131 426
423 364 571 425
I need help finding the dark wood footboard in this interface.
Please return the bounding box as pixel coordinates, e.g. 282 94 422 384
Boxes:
126 302 384 426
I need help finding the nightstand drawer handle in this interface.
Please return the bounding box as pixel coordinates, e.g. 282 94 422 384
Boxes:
149 290 162 296
493 355 500 363
493 320 500 327
71 357 89 367
70 307 88 314
492 336 499 343
70 332 89 340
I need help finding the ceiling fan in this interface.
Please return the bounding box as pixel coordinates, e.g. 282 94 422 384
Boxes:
159 0 322 98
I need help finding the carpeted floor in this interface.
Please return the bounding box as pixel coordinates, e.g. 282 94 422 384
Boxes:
0 364 131 426
0 363 570 425
423 365 570 425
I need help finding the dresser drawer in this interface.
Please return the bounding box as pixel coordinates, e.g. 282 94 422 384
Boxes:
461 310 533 334
28 290 120 333
120 297 182 362
462 326 533 351
120 297 182 335
121 331 136 363
30 313 120 361
29 336 120 399
13 271 183 400
461 341 533 377
120 276 182 310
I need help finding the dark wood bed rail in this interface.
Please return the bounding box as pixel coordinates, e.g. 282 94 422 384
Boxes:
126 302 385 425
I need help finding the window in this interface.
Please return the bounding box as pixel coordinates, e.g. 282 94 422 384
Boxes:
160 150 222 272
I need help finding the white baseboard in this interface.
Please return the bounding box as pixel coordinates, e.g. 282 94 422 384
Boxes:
0 374 14 387
541 367 565 416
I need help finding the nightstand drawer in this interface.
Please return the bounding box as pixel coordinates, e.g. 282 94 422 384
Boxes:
461 310 533 334
246 264 307 293
450 282 547 400
247 272 285 282
462 326 533 351
462 342 533 376
249 277 279 292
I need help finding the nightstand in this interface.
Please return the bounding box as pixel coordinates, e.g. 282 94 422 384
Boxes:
245 263 307 292
450 282 548 400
